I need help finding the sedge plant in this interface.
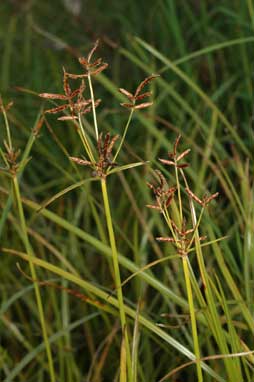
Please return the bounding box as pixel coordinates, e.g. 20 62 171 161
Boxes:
39 40 159 382
0 99 56 382
1 36 253 381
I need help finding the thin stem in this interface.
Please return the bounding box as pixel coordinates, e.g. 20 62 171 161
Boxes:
12 176 56 382
247 0 254 30
113 108 134 162
187 207 205 251
2 104 12 149
78 113 95 163
100 177 132 380
182 256 203 382
162 208 179 245
87 73 99 141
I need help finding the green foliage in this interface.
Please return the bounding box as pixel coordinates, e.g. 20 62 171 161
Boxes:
0 1 254 381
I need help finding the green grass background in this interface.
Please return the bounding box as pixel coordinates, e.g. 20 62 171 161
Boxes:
0 1 254 381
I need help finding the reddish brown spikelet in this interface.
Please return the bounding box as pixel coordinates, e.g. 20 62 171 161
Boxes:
89 62 108 76
7 101 14 110
176 163 189 168
80 99 101 115
133 102 153 110
204 192 219 204
176 148 191 162
69 157 92 166
65 72 88 79
146 204 162 211
134 74 159 98
165 193 174 208
120 102 134 109
155 170 166 187
78 57 103 68
63 69 72 96
135 91 152 101
45 105 69 114
88 39 100 63
39 93 68 100
146 182 155 191
107 134 119 155
58 115 78 121
33 116 44 135
75 100 92 108
173 134 181 156
185 188 203 206
78 57 88 66
103 133 111 157
159 158 175 166
156 237 175 242
184 228 194 235
119 88 134 101
88 57 103 68
70 88 82 99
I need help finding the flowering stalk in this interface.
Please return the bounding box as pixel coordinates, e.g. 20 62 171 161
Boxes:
147 136 220 382
0 101 56 382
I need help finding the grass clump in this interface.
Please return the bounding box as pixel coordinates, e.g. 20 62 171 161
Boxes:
1 2 254 381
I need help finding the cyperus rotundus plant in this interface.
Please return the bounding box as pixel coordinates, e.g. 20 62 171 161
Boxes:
39 39 158 382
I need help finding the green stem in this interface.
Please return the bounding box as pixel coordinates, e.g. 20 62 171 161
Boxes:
78 114 95 163
2 108 12 150
100 177 131 380
182 256 203 382
247 0 254 30
12 176 56 382
114 108 134 162
87 73 99 141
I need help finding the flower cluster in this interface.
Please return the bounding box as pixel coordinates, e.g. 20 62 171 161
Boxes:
70 132 119 178
147 135 219 256
39 40 158 178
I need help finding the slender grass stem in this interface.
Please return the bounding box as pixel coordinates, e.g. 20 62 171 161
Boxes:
114 108 134 162
12 176 56 382
2 108 12 150
247 0 254 30
78 114 95 163
182 256 203 382
100 177 131 380
87 73 99 141
174 162 202 381
162 208 179 244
